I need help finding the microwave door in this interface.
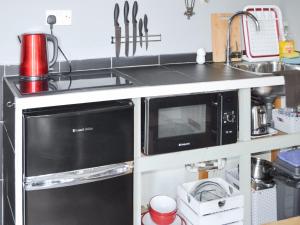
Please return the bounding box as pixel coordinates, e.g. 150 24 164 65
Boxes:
24 162 133 225
144 94 217 155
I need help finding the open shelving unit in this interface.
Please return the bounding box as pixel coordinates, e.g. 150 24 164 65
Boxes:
132 89 300 225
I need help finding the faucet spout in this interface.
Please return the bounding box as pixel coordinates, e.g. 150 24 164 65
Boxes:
226 11 260 65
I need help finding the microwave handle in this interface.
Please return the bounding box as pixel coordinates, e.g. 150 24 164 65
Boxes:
24 162 133 191
219 94 224 145
211 94 224 145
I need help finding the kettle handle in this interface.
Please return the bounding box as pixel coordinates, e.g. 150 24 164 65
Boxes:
46 34 59 68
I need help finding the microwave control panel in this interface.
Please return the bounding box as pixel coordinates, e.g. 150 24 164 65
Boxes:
220 91 238 145
223 111 236 123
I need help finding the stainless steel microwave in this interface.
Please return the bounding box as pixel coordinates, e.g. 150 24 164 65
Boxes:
142 91 238 155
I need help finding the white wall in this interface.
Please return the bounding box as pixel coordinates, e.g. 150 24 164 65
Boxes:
279 1 300 49
0 0 280 64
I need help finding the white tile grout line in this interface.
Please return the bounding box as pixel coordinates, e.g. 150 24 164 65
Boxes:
6 195 15 224
3 124 15 154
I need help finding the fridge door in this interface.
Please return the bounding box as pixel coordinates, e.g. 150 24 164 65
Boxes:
23 100 134 177
24 163 133 225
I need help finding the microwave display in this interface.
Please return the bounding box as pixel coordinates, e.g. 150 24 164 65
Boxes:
142 91 238 155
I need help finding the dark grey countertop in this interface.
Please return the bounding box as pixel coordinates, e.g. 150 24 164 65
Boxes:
116 65 195 86
5 62 283 100
116 63 261 86
165 63 258 81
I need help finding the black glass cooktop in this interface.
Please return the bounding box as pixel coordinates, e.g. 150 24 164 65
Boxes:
15 70 133 95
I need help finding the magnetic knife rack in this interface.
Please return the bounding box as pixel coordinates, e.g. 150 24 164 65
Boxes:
111 34 162 44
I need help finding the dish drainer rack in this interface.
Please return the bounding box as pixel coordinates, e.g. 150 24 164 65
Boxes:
242 5 284 62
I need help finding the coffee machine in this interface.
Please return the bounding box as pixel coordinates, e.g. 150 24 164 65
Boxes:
251 104 268 136
251 94 270 136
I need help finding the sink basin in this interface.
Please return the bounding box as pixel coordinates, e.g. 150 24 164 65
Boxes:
230 61 300 76
230 61 300 97
284 64 300 71
230 61 284 75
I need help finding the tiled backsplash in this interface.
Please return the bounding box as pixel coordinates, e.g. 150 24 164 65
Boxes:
160 53 198 65
112 55 159 68
0 66 4 121
68 58 111 72
2 53 199 75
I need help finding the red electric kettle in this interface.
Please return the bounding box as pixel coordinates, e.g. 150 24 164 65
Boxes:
19 33 58 79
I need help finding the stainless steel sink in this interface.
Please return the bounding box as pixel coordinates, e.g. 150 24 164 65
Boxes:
230 61 300 97
230 61 300 76
284 64 300 71
230 61 284 75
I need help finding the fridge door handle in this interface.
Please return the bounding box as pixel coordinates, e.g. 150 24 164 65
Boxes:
24 100 134 118
24 162 133 191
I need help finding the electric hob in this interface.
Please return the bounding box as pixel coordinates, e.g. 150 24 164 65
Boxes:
14 70 134 95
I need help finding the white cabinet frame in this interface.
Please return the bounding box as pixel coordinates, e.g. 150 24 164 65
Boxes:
7 75 299 225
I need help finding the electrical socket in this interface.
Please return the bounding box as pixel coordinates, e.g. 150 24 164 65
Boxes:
46 10 72 26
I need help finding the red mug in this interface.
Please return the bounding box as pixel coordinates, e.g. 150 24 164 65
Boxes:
149 196 177 225
19 33 58 79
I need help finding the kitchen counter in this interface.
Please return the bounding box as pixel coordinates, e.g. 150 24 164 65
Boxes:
5 63 284 109
3 62 288 225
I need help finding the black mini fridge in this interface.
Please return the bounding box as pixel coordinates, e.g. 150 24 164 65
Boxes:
23 100 134 225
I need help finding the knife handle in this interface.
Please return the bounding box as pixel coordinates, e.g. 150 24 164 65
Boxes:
114 3 120 26
144 14 148 33
132 1 138 23
124 1 129 24
139 18 143 36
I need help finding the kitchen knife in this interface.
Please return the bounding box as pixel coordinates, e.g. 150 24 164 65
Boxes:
132 1 138 55
139 18 143 48
114 3 121 58
124 1 129 57
144 14 149 50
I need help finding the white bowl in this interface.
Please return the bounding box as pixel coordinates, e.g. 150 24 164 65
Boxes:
149 195 177 214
